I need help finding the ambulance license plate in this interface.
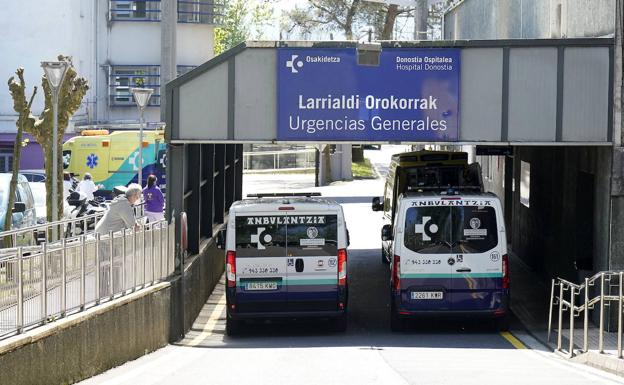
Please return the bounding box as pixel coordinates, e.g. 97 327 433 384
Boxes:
411 291 443 300
245 282 278 291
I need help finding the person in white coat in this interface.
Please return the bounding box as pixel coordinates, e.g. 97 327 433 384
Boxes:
76 173 99 200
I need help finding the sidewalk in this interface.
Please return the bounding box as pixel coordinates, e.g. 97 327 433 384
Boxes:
510 252 624 376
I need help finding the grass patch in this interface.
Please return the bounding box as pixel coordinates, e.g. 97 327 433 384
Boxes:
352 159 376 179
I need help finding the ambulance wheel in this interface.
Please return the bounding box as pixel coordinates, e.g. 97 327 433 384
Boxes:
390 305 404 332
495 316 510 332
332 314 347 332
226 315 241 336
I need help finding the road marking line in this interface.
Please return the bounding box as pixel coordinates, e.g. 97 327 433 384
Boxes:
500 331 527 349
185 291 226 347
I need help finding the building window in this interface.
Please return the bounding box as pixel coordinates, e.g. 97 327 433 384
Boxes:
178 0 224 24
110 0 224 24
108 65 197 107
109 65 161 106
0 149 14 173
109 1 162 22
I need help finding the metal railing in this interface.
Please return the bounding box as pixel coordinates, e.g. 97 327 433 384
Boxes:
0 218 175 340
548 271 624 358
243 149 316 171
0 201 148 248
0 211 107 248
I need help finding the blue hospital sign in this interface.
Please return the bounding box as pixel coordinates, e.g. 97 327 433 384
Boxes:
277 48 460 142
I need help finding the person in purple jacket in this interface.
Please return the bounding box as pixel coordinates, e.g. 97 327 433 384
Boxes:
143 174 165 223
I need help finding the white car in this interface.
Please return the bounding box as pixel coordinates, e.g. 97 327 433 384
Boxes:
28 182 71 224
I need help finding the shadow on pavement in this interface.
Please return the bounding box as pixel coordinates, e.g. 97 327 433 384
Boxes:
177 248 522 351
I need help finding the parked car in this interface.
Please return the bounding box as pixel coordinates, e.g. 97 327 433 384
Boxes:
28 182 71 224
0 173 37 244
19 169 46 182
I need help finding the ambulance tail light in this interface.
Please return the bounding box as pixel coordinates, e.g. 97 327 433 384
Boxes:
502 254 510 289
338 248 347 286
392 255 401 291
226 250 236 288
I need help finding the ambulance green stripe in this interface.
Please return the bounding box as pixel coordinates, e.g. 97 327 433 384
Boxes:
401 273 503 279
236 278 337 287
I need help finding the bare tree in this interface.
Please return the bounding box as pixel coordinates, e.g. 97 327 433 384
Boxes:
7 55 88 224
5 69 37 241
286 1 417 40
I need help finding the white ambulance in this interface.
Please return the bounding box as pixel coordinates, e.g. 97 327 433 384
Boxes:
382 191 509 331
218 193 349 335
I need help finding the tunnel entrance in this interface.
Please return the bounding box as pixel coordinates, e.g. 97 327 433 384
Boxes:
163 39 616 336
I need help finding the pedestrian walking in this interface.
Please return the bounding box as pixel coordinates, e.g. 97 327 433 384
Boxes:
143 174 165 223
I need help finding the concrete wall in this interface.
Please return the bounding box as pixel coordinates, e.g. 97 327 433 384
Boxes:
444 0 615 40
171 239 225 337
0 236 225 385
509 146 611 281
0 0 93 133
0 284 172 385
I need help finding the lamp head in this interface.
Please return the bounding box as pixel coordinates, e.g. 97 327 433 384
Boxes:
41 61 69 90
131 87 154 109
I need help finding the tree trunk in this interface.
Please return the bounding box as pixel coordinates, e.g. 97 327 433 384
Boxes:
344 0 361 39
352 145 364 162
381 4 399 40
4 86 37 247
4 122 24 246
414 0 428 40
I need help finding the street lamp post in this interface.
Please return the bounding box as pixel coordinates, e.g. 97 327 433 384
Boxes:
131 88 154 188
41 61 69 233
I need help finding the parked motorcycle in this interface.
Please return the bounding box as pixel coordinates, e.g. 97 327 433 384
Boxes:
64 191 108 237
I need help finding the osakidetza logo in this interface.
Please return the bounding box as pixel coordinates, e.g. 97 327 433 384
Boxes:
286 54 341 74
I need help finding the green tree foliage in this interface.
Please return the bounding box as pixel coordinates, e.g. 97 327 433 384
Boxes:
214 0 275 55
7 55 88 225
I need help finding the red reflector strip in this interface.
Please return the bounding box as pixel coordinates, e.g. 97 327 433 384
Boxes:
441 197 462 200
399 311 411 315
278 206 295 210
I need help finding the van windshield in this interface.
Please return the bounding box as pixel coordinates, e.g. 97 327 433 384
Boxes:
234 214 338 257
404 205 498 254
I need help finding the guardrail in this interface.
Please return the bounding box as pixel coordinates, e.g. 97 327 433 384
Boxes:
0 218 175 340
0 211 106 248
243 149 316 171
0 202 147 248
548 271 624 358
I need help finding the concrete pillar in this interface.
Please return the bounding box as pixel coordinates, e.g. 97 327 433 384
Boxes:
161 0 177 122
341 144 353 181
611 2 624 271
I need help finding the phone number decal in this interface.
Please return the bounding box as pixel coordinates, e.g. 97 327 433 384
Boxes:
243 267 279 274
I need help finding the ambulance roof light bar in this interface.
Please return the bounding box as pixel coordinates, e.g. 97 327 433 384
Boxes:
247 192 322 198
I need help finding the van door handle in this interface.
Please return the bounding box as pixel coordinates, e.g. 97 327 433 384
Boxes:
456 268 471 273
295 258 304 273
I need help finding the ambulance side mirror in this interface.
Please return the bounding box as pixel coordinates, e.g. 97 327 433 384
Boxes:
381 225 393 241
216 229 226 249
372 197 384 212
